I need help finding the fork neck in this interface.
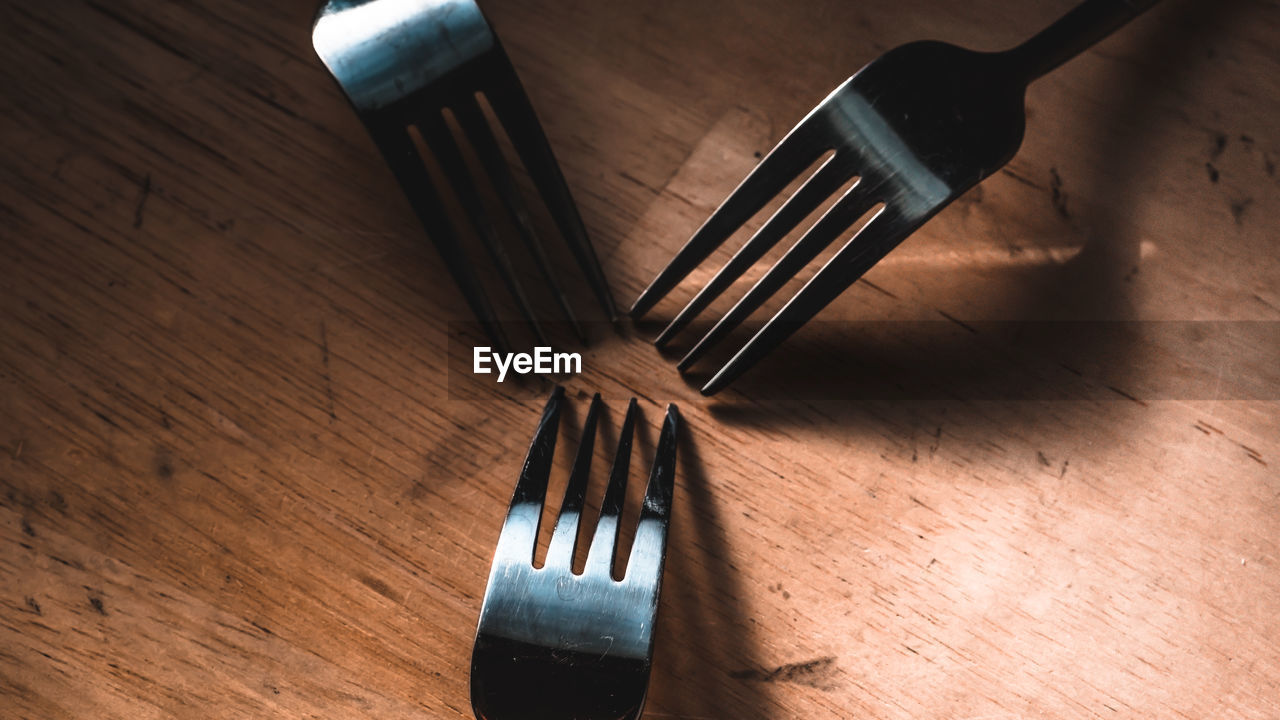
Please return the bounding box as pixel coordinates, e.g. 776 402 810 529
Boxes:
1001 0 1163 86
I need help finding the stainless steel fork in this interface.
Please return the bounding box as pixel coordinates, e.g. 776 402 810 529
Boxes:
471 387 679 720
630 0 1162 394
312 0 617 353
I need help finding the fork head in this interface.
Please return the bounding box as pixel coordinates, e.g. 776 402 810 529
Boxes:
471 387 680 720
312 0 618 354
629 41 1028 394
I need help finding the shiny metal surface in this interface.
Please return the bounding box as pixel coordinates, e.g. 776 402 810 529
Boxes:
471 388 679 720
312 0 617 353
630 0 1162 394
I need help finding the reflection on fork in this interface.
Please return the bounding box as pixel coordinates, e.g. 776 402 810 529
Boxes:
312 0 617 354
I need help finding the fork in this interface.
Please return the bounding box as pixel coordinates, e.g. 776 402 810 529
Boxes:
471 387 679 720
312 0 617 354
629 0 1162 395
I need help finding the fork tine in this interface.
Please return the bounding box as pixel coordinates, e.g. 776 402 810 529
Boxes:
624 403 679 584
584 397 637 577
701 205 913 395
628 115 830 319
417 110 550 347
452 95 587 343
370 126 513 355
544 392 602 570
678 176 883 371
484 78 619 322
496 386 563 562
654 153 858 347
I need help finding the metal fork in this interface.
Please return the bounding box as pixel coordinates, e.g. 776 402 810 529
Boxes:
312 0 617 353
629 0 1162 395
471 387 679 720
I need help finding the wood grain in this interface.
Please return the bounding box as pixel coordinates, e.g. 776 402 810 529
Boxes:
2 0 1278 717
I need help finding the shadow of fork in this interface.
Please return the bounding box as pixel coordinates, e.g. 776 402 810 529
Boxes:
644 420 778 720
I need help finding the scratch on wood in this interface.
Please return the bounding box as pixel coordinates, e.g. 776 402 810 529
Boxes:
357 574 401 603
1058 362 1083 377
133 173 151 228
1240 444 1265 466
321 321 336 421
909 495 937 513
937 310 977 334
1049 167 1070 219
1106 384 1146 406
729 656 838 690
999 166 1041 190
1195 420 1222 435
50 555 85 571
858 279 898 300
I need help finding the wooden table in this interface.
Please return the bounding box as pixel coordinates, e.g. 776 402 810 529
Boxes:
3 0 1278 717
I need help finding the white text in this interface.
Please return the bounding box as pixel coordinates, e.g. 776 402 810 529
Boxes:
473 346 583 382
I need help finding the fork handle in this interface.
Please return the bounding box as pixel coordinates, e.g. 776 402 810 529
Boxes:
1005 0 1163 84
